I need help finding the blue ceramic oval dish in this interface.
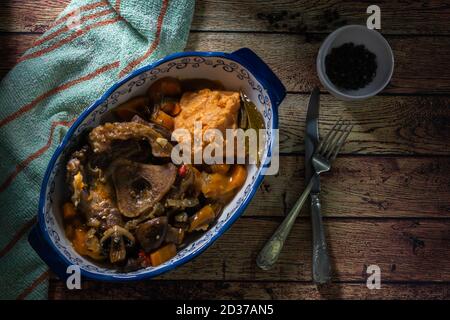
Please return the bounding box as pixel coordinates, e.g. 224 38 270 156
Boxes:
29 48 286 281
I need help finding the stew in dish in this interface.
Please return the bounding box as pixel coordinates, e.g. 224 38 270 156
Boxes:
62 77 264 270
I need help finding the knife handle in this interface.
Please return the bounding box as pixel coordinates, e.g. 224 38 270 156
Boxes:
310 193 331 284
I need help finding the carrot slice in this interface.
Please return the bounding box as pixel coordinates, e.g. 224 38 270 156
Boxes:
63 202 77 219
201 165 247 200
72 228 88 256
149 243 177 266
226 165 247 192
148 77 182 101
72 228 103 260
189 204 216 232
191 166 204 194
209 164 230 174
160 98 181 116
153 110 174 131
201 173 229 199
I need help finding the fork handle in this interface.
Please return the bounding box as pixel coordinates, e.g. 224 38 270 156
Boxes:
311 193 331 284
256 179 314 270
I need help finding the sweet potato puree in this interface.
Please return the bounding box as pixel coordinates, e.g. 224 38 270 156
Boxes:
174 89 241 156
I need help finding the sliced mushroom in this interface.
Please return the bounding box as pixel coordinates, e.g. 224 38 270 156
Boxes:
172 212 190 231
135 216 168 252
112 160 177 218
178 166 195 195
165 164 200 201
100 225 135 264
88 122 172 157
131 115 172 141
113 96 149 121
124 202 165 230
165 226 185 245
166 198 199 209
147 77 182 102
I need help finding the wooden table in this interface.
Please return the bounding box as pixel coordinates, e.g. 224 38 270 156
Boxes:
2 1 449 300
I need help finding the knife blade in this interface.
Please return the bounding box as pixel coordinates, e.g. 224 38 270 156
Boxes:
305 87 320 192
305 87 331 284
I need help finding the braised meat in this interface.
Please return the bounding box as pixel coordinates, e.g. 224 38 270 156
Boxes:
89 122 172 157
112 160 176 218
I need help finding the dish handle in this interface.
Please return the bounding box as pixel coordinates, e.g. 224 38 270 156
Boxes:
28 224 70 280
231 48 286 108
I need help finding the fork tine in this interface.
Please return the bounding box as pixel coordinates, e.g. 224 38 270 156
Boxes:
330 123 353 161
323 120 345 157
317 118 342 153
324 122 346 159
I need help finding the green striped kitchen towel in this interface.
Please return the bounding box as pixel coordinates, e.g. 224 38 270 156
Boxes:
0 0 195 300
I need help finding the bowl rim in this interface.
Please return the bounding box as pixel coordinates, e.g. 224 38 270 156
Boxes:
37 50 280 281
316 24 395 100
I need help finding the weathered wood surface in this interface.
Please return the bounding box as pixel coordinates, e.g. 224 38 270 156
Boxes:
1 36 450 156
245 156 450 218
0 0 70 33
2 0 449 300
1 33 449 156
48 218 450 286
185 33 450 94
152 219 450 282
2 36 449 156
49 280 450 300
2 0 450 35
2 33 450 95
278 95 450 155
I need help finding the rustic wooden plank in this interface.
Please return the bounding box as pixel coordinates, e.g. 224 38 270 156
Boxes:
0 0 70 33
245 156 450 218
3 0 448 300
1 40 448 156
0 35 450 155
185 33 450 94
49 279 450 300
2 0 450 35
193 1 450 35
278 95 450 155
48 219 449 282
2 33 449 95
2 35 448 155
159 218 450 282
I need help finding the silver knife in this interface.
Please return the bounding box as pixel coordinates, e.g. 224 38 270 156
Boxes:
305 87 331 284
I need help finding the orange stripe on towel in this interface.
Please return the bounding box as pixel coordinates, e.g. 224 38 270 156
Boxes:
16 271 50 300
0 119 75 193
33 8 115 47
118 0 169 77
51 1 108 29
0 216 37 259
0 61 119 128
19 16 122 63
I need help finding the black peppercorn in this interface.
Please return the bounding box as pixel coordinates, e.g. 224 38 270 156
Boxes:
325 42 377 90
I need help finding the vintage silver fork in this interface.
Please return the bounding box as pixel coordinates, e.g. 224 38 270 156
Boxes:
256 119 353 271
